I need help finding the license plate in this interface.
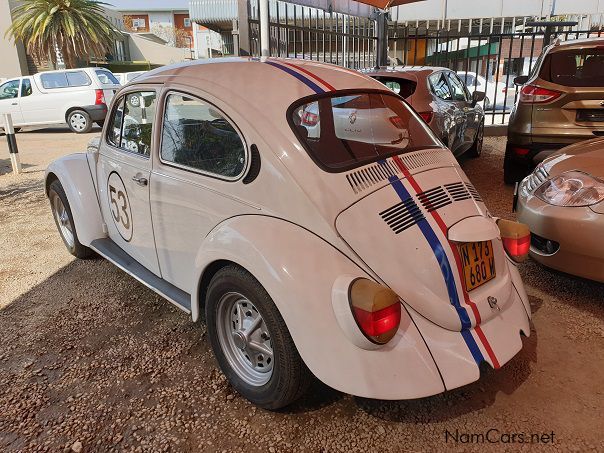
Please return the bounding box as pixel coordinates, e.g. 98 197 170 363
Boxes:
458 241 496 291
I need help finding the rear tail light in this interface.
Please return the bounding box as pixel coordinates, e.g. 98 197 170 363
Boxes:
418 111 433 123
95 89 105 106
512 146 530 156
519 85 561 104
388 115 405 129
349 279 401 345
497 219 531 263
301 110 319 126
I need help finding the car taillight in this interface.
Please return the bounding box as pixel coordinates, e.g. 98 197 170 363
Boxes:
301 110 319 126
349 279 401 345
512 146 530 156
519 85 561 104
388 115 405 129
95 89 105 105
497 219 531 263
418 111 433 123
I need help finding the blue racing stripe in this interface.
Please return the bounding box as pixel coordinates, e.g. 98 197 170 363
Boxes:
265 61 325 94
382 163 485 364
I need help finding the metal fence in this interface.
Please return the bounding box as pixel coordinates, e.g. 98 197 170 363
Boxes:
248 0 378 69
389 18 604 123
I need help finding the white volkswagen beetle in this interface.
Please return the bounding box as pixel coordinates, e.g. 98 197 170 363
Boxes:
45 58 532 409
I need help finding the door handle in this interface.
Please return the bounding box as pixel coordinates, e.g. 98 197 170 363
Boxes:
11 102 18 106
132 175 148 186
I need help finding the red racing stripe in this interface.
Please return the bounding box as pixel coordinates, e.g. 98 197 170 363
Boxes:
280 61 336 91
391 155 501 369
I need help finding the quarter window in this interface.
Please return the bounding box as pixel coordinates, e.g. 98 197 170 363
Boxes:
161 93 246 178
106 91 156 156
95 69 120 85
21 78 32 97
429 73 453 101
66 71 91 87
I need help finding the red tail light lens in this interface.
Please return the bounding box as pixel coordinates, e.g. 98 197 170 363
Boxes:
388 115 405 129
349 279 401 345
418 111 433 123
497 219 531 263
512 146 530 156
95 89 105 105
519 85 561 104
301 110 319 126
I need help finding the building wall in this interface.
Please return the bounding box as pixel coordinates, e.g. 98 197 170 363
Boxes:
0 0 29 77
127 33 191 65
392 0 604 21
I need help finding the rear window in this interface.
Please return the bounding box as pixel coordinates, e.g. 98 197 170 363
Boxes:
541 48 604 87
41 71 91 89
373 76 417 99
95 69 120 85
289 91 441 172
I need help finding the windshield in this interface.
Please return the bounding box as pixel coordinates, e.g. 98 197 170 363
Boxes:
290 91 441 172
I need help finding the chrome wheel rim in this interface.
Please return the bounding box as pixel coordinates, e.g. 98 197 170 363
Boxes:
129 96 140 107
216 292 274 386
69 113 87 132
51 193 74 248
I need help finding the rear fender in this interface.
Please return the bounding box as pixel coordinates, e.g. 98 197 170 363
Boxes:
45 153 106 246
192 215 445 399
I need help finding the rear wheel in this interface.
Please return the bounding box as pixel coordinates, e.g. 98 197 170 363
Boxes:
67 110 92 134
206 265 311 410
48 180 94 259
467 121 484 158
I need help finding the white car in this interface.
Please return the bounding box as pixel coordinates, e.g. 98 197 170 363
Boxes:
457 71 507 109
45 58 532 409
113 71 147 86
0 67 120 133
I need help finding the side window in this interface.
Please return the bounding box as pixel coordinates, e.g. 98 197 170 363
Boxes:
106 91 156 156
429 73 452 101
447 73 469 101
161 93 246 178
0 80 20 99
21 79 32 97
107 96 125 147
66 71 91 87
41 72 69 89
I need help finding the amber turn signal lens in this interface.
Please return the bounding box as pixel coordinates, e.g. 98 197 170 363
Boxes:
349 279 401 345
497 219 531 263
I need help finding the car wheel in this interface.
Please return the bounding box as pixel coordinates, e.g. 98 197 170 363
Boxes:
467 121 484 158
127 95 140 108
48 180 94 259
67 110 92 134
206 265 312 410
95 120 105 129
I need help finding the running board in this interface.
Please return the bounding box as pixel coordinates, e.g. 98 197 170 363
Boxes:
90 238 192 314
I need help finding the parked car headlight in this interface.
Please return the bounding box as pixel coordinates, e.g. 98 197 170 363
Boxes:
535 171 604 207
520 163 549 198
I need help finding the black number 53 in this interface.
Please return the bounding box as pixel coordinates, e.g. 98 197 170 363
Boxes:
109 184 131 230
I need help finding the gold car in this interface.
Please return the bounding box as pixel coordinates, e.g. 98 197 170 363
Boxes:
516 137 604 282
505 37 604 184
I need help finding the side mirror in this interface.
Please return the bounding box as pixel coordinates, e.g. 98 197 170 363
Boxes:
471 91 485 106
514 75 529 86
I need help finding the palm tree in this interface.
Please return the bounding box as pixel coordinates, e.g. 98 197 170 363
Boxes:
5 0 121 69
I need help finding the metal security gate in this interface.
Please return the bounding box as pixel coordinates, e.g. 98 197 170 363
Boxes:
389 18 604 123
248 0 377 69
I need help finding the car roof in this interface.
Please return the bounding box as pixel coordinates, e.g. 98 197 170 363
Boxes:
363 66 448 77
133 57 389 118
549 36 604 52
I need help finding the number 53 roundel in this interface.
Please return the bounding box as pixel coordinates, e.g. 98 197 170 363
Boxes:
107 172 133 242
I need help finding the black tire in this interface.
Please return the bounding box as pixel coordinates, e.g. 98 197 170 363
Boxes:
67 109 93 134
205 265 312 410
467 121 484 158
48 180 94 259
95 120 105 128
503 155 528 184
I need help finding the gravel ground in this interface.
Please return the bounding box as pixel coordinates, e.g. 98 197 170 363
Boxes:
1 130 603 452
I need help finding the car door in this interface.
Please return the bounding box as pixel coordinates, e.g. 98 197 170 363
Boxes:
427 72 460 152
150 89 254 294
446 71 476 151
17 77 41 125
97 88 161 276
0 79 24 125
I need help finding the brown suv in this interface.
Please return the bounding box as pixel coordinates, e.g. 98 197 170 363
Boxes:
504 37 604 183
